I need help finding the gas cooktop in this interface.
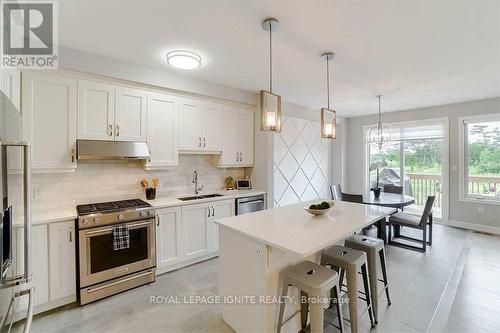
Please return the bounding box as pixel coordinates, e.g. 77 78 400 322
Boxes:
76 199 151 215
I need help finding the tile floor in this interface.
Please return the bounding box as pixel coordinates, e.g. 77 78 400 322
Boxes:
11 224 500 333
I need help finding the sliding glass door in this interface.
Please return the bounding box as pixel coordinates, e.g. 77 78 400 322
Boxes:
366 119 447 220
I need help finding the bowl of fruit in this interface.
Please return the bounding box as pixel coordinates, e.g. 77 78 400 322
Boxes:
304 201 335 216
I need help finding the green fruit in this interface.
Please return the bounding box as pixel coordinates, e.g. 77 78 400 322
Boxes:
309 204 318 210
320 201 331 208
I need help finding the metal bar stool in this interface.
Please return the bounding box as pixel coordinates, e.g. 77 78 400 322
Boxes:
345 234 391 323
321 246 375 333
277 261 344 333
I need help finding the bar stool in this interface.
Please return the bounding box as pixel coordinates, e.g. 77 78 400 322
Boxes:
345 234 391 324
321 246 375 333
277 261 344 333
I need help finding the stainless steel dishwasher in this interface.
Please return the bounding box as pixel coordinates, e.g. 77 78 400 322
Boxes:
235 195 265 215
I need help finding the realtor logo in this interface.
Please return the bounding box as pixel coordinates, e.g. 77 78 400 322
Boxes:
1 0 58 68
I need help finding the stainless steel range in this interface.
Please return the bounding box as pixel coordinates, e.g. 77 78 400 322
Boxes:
76 199 156 305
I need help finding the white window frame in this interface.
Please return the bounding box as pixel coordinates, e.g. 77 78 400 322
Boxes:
363 117 449 221
459 113 500 206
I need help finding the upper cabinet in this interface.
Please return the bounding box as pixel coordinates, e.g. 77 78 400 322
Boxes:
77 81 147 142
216 106 254 167
145 92 178 169
22 71 77 172
77 80 115 141
178 98 222 153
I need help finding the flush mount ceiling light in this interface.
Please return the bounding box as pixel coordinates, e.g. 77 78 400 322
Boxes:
260 18 282 133
320 52 336 139
368 95 393 151
166 50 202 70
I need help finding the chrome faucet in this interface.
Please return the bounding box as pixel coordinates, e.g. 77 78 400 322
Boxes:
193 170 204 194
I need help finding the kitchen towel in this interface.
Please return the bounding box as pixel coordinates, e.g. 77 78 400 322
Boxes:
112 225 130 250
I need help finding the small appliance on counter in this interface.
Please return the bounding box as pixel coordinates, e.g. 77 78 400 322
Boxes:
76 198 156 305
224 176 235 190
236 179 252 190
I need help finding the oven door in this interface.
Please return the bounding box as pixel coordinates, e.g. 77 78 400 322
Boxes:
79 219 155 288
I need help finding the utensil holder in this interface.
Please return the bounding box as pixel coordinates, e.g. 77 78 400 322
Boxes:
145 188 156 200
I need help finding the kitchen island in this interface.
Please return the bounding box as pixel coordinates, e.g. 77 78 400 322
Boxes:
215 200 395 333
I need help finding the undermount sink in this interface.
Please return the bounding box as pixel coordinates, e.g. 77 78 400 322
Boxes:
178 193 223 201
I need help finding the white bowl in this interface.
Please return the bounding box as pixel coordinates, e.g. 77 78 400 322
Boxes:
303 201 335 216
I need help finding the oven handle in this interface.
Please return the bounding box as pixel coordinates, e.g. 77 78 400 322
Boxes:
86 270 154 294
84 220 153 236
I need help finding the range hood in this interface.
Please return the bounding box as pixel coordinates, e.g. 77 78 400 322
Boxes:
77 139 150 160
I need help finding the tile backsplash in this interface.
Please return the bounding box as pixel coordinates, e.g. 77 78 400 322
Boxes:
8 155 244 211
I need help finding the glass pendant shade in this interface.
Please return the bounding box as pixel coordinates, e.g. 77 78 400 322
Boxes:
260 90 282 132
321 108 336 139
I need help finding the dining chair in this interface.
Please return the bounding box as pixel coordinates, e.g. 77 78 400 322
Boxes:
340 193 364 204
383 185 403 194
330 184 342 200
387 195 435 252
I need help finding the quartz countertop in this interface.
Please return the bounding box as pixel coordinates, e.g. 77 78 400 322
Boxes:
215 200 396 257
12 189 266 227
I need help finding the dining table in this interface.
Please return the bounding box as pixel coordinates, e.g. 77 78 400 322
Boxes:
362 192 415 243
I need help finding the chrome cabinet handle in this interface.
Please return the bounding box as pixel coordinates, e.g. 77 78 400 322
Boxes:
207 207 210 217
71 148 75 163
116 124 120 137
211 207 215 217
199 137 202 147
240 152 243 162
203 137 206 147
108 124 113 136
69 229 72 243
236 152 238 162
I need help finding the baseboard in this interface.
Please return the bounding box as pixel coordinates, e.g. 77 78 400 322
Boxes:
437 219 500 235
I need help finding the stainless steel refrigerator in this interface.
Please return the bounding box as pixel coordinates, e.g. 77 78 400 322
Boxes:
0 69 34 333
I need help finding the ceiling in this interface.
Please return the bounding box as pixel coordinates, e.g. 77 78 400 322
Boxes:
58 0 500 117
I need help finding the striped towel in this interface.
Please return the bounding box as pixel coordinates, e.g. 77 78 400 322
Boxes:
113 225 130 250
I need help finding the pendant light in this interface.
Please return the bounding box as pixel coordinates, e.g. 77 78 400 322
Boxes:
368 95 393 150
320 52 336 139
260 18 282 132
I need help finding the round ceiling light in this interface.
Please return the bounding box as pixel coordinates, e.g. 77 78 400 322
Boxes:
166 50 202 70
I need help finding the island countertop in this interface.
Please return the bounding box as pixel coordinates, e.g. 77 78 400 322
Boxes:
215 200 396 257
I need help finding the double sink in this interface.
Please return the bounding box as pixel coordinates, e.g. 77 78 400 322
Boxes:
177 193 224 201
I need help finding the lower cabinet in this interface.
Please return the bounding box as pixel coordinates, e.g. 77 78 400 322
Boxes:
12 220 76 317
155 199 235 274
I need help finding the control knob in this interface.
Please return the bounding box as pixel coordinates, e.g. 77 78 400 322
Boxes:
118 214 124 220
82 219 89 225
140 211 147 217
93 218 100 224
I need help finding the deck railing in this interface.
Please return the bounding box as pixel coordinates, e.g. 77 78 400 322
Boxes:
407 173 500 207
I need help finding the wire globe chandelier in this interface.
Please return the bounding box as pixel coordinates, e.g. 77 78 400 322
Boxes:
368 95 393 151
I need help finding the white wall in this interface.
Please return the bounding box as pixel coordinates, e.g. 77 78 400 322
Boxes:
345 97 500 230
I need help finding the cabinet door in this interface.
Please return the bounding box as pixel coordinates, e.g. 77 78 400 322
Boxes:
239 109 254 166
23 72 77 172
203 102 223 151
145 93 178 169
182 203 210 258
208 200 234 250
49 221 76 301
2 70 22 171
14 225 49 310
77 80 115 141
115 87 147 142
156 207 183 269
178 98 203 151
219 106 239 166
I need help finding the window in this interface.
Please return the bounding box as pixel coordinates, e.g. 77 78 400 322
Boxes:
460 114 500 203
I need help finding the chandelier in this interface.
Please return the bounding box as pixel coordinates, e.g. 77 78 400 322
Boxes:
368 95 393 150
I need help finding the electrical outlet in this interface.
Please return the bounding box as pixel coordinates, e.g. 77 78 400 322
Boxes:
33 186 43 199
478 206 484 214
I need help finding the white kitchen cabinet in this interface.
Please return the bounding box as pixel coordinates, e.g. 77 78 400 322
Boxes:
145 93 178 169
115 87 147 142
208 200 234 250
178 98 222 153
13 225 49 311
217 106 254 167
22 71 77 172
156 207 183 272
48 221 76 301
77 80 115 141
2 69 22 171
183 203 210 259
